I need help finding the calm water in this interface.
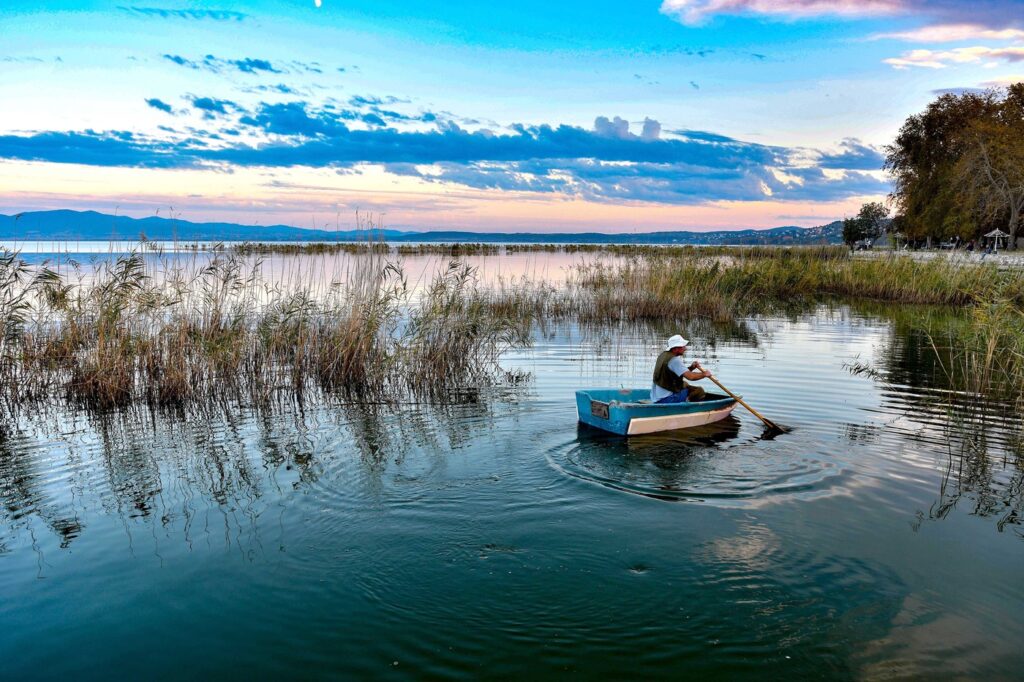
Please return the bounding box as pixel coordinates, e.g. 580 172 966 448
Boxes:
1 256 1022 678
2 240 609 293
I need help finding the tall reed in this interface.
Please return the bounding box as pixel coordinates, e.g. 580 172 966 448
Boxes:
1 246 533 415
513 249 1024 324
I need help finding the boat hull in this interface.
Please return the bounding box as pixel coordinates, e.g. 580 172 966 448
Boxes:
625 403 736 435
575 388 737 436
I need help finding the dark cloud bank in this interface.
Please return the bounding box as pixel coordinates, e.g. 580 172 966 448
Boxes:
0 97 888 205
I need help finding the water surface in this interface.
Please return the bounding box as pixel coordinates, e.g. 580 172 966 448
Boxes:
1 258 1022 679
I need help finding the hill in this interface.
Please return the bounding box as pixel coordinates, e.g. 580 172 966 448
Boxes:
0 210 843 245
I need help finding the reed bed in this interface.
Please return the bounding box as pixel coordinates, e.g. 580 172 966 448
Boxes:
503 244 851 259
225 242 850 258
3 242 1022 421
935 299 1024 417
493 248 1023 323
230 241 390 256
0 248 533 415
481 246 1024 413
232 242 509 257
226 242 503 257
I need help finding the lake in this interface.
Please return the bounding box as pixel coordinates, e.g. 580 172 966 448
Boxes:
1 251 1022 679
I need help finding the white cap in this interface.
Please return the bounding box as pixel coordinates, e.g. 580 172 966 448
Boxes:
666 334 689 350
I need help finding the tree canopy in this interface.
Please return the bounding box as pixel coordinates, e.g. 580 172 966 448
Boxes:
842 201 888 248
885 83 1024 248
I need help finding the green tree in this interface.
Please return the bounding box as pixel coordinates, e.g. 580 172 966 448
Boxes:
952 85 1024 249
857 202 889 241
842 216 864 248
885 84 1024 248
843 202 889 249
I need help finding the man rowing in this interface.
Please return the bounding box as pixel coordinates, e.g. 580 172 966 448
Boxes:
651 334 713 404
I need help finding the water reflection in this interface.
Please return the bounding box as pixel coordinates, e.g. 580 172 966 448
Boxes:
1 298 1022 679
846 302 1024 536
695 521 908 674
0 389 526 558
931 436 1024 537
0 428 85 552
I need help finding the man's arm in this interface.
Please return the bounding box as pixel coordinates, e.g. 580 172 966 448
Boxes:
682 361 713 381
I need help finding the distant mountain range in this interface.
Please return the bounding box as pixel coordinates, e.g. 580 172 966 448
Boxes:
0 210 843 245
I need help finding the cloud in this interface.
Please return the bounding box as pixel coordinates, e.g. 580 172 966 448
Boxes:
237 100 427 135
817 138 885 170
390 158 886 204
349 95 409 107
290 60 324 74
0 114 889 205
163 54 197 68
232 58 282 74
641 118 662 140
187 96 238 118
145 98 174 113
873 24 1024 42
162 54 287 75
242 84 305 96
661 0 1024 32
0 130 188 168
981 75 1024 87
902 2 1024 30
884 46 1024 69
118 6 248 21
242 102 347 136
661 0 903 25
594 116 632 139
931 87 988 95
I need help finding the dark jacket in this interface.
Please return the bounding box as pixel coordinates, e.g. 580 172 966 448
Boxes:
652 351 688 394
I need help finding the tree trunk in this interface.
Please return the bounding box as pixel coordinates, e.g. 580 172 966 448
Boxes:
1009 204 1020 251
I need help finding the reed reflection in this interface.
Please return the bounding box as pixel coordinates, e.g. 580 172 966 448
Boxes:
0 388 527 558
847 303 1024 536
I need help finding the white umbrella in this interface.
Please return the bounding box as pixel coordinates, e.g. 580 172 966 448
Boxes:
983 228 1010 253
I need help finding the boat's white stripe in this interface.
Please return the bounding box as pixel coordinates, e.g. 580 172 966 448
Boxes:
626 404 736 435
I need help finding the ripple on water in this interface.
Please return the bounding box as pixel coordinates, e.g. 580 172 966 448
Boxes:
544 419 857 506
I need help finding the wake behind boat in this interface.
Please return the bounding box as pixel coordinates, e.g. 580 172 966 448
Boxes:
575 388 737 436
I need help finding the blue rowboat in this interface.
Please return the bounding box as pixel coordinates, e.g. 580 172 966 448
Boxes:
575 388 737 436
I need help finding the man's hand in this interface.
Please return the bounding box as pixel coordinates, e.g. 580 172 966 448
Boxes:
689 361 702 371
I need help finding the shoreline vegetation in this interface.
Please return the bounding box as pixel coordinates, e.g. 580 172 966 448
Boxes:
0 249 531 413
180 242 848 257
0 243 1021 430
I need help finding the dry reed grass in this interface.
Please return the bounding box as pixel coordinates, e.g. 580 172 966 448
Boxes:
0 245 533 415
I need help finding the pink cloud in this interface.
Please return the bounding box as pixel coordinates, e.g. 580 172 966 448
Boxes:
660 0 1024 33
873 23 1024 42
884 45 1024 69
660 0 905 25
981 74 1024 87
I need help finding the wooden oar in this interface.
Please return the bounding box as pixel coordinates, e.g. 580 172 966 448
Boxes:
707 376 788 433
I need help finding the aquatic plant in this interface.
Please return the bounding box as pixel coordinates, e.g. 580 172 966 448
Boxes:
0 245 534 416
486 248 1021 326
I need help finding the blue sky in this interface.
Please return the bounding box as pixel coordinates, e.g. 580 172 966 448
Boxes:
0 1 1021 231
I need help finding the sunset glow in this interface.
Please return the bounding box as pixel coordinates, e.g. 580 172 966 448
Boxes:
1 1 1021 232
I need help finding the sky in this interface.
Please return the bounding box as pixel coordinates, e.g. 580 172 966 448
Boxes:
0 1 1022 233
